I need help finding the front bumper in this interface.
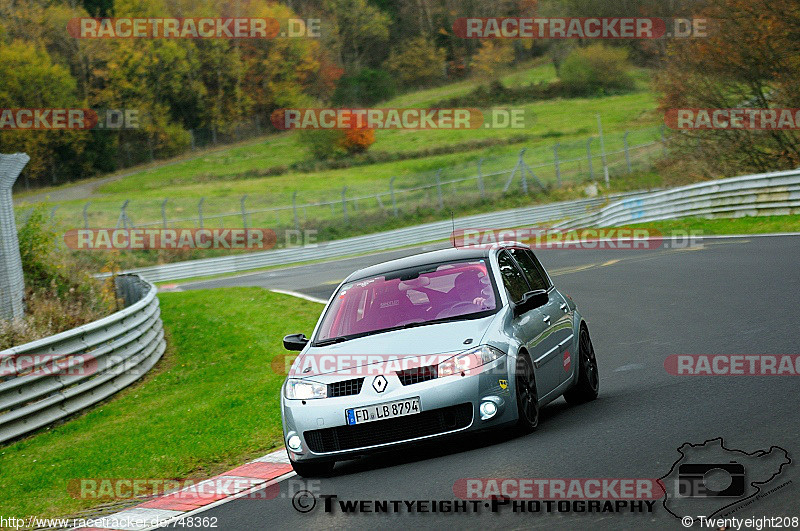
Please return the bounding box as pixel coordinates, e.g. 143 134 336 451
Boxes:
281 356 514 462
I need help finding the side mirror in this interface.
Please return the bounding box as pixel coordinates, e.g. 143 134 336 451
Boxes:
283 333 309 351
512 289 549 317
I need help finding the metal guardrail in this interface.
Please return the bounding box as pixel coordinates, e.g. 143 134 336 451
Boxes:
0 153 29 321
98 169 800 285
105 192 651 283
0 275 166 444
555 169 800 229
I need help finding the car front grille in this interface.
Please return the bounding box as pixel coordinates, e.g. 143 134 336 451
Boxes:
304 403 473 453
328 378 364 398
396 365 438 386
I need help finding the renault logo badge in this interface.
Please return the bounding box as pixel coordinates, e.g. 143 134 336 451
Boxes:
372 375 388 393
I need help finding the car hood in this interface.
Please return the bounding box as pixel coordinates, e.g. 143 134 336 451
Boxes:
292 314 498 377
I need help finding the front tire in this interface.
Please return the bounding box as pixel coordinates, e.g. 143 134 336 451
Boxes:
564 325 599 405
290 459 335 478
515 352 539 431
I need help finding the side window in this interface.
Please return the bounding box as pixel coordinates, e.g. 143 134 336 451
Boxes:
509 248 550 291
498 251 529 303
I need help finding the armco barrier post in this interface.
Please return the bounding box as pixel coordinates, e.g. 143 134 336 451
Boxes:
161 198 168 228
116 200 131 229
554 143 561 186
624 132 632 174
83 201 91 229
0 153 29 320
50 207 59 250
477 159 485 199
198 197 205 228
597 114 610 186
435 169 444 211
342 186 348 223
291 192 299 230
503 149 525 192
241 194 249 229
390 177 398 217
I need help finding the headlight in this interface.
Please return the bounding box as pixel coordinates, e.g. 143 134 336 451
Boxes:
285 379 327 399
438 345 506 377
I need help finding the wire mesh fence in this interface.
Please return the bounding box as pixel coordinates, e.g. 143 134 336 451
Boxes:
24 126 666 243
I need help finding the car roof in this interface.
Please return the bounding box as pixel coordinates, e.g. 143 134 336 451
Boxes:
343 242 526 282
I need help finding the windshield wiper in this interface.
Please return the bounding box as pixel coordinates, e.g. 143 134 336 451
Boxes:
314 336 350 346
397 314 484 330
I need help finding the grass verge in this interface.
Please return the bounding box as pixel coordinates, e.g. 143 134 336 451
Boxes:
622 214 800 235
0 288 321 519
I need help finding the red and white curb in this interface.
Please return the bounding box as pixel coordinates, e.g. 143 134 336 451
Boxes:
74 448 293 530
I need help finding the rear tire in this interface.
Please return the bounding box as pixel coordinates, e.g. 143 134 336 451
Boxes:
515 352 539 431
290 459 335 478
564 325 599 405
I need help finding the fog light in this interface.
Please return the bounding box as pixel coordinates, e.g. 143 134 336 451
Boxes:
480 401 498 420
287 434 302 452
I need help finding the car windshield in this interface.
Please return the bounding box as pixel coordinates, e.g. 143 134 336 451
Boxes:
315 259 498 343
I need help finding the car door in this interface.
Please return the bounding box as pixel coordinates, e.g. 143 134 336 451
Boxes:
508 248 575 390
497 250 559 397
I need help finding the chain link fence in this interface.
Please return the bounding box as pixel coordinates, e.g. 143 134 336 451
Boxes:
26 126 666 242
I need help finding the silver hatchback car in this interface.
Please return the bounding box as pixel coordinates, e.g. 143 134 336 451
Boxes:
280 242 599 477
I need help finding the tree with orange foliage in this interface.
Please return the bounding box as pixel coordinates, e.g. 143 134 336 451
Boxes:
655 0 800 175
339 127 376 154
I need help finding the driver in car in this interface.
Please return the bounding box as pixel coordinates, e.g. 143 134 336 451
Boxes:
453 270 492 309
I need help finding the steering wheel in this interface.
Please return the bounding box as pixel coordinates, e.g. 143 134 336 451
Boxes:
436 301 479 319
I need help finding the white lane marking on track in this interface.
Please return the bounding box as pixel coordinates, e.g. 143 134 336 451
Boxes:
161 232 800 288
614 363 645 372
270 289 327 304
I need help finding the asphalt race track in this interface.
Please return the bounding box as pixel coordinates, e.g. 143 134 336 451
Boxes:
176 235 800 530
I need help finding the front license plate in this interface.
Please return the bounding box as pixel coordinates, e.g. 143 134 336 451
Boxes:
346 398 421 425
